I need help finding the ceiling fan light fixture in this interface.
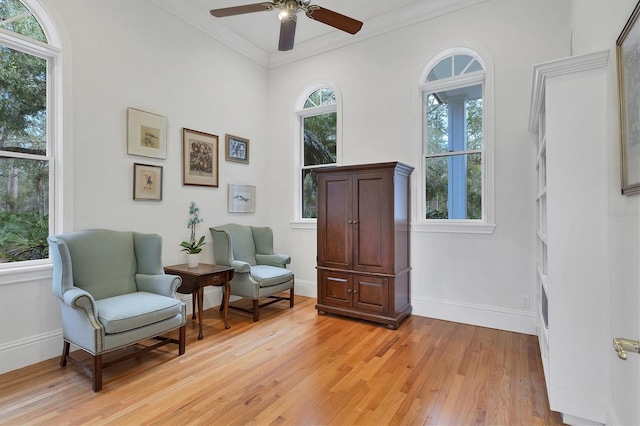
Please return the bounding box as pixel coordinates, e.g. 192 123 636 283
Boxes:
278 9 295 21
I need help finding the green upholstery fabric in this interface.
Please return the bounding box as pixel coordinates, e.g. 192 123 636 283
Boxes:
250 265 293 287
250 226 275 255
221 223 257 265
58 229 137 300
96 292 183 334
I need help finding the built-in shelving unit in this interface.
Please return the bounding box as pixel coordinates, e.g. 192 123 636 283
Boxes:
529 50 609 425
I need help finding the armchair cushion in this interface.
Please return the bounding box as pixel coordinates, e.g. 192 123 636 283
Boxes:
96 292 184 334
250 265 294 288
221 223 257 265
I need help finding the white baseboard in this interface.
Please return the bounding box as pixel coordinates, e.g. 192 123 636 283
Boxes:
0 330 62 375
411 296 537 335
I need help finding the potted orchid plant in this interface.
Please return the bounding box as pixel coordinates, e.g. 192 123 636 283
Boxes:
180 202 205 267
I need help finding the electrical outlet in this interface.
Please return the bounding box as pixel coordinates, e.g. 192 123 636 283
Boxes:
522 295 530 309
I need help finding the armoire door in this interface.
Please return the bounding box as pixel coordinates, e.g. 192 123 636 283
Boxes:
353 171 393 274
317 173 353 270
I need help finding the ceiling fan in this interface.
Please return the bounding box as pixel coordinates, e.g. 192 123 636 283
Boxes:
210 0 363 51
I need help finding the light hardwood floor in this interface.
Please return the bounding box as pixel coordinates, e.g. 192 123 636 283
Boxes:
0 295 562 425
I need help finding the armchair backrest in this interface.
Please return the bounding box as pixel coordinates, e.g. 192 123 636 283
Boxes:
48 229 164 301
211 223 257 266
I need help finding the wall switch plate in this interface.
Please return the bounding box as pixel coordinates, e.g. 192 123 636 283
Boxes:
522 295 530 309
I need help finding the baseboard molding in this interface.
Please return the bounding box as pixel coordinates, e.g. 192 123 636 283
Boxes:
0 330 62 375
411 296 537 335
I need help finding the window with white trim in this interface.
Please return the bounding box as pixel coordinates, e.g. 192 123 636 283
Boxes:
0 0 61 265
296 86 338 219
421 48 494 232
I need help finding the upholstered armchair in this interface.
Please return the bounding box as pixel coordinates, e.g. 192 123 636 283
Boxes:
210 224 294 321
48 229 187 392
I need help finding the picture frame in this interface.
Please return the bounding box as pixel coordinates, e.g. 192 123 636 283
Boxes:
127 107 167 159
133 163 163 201
228 184 256 213
182 128 219 187
617 0 640 195
225 134 250 164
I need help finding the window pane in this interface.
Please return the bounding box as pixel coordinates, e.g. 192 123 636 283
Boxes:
0 0 47 42
0 156 49 262
303 112 336 166
304 88 336 108
426 84 482 155
427 56 452 81
425 153 481 220
0 46 47 156
302 169 317 219
425 93 449 155
453 54 473 76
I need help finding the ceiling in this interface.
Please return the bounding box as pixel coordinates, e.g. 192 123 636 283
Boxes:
149 0 486 68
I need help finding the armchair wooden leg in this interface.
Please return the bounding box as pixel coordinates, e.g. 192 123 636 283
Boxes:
92 354 103 392
290 287 294 308
60 341 70 367
178 325 186 355
253 300 259 322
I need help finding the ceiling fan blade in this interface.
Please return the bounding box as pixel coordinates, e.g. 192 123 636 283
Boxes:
306 6 363 35
278 17 297 51
210 2 274 18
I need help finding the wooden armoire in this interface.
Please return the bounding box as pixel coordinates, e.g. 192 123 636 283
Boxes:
315 162 413 329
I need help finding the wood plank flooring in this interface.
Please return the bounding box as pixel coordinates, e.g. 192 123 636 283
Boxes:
0 296 562 425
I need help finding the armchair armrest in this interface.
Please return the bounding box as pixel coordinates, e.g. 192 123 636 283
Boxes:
62 287 101 327
230 260 251 273
255 254 291 268
136 274 182 298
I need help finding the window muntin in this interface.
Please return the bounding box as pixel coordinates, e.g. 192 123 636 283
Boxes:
299 87 337 219
0 0 54 265
423 51 486 222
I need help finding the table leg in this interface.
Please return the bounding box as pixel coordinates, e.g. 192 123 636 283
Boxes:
197 287 204 339
191 291 197 320
223 282 231 329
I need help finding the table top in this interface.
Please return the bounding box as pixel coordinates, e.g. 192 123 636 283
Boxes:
164 263 234 277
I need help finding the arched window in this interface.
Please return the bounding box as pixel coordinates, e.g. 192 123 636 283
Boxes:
420 47 494 233
0 0 62 266
295 85 340 220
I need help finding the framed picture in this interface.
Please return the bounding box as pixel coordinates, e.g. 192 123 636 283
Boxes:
127 107 167 159
225 134 250 164
617 0 640 195
228 184 256 213
182 128 219 187
133 163 162 201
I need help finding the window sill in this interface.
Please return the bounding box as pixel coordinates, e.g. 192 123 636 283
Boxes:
0 260 53 286
289 220 317 230
412 221 496 234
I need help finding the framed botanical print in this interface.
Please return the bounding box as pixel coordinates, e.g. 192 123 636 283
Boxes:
133 163 162 201
127 108 167 159
228 184 256 213
225 134 249 164
183 128 219 187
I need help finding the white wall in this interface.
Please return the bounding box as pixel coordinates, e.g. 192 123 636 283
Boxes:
569 1 640 424
0 0 270 374
0 0 589 375
266 0 571 333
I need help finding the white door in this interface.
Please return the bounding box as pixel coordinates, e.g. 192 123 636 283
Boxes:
609 211 640 425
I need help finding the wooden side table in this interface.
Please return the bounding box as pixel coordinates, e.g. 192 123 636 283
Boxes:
164 263 235 339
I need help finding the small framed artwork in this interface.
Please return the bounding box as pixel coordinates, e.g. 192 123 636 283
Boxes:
228 184 256 213
127 107 167 159
617 1 640 195
182 128 219 187
225 134 250 164
133 163 163 201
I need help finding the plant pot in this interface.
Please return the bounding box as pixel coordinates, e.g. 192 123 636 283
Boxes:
186 253 199 268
